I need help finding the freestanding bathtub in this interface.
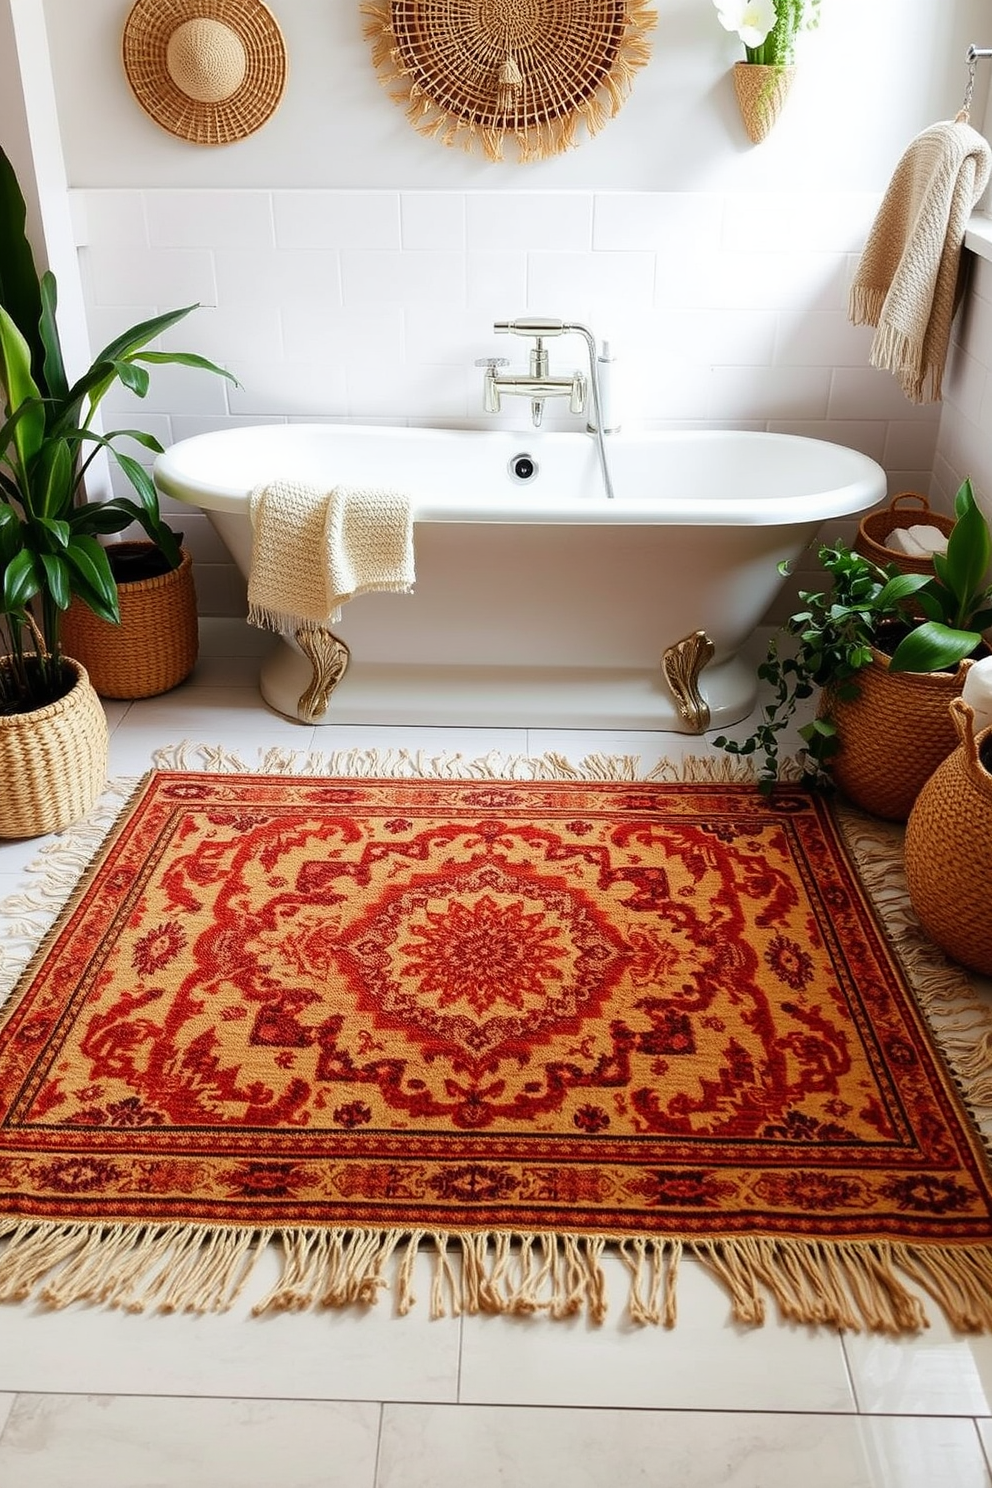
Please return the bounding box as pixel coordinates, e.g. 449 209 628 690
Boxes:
153 423 886 730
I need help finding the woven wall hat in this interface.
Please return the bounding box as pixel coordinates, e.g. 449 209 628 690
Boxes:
122 0 287 145
362 1 656 163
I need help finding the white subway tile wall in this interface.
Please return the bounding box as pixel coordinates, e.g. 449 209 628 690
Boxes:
935 254 992 529
73 187 948 617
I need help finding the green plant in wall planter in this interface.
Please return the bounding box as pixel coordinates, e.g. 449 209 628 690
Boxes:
0 142 236 716
715 478 992 819
714 0 821 143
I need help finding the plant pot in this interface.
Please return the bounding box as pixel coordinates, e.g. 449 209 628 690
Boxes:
905 700 992 977
0 657 108 838
732 62 796 144
61 543 198 700
825 648 975 822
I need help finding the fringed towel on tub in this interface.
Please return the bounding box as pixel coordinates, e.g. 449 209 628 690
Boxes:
247 480 415 633
849 117 992 403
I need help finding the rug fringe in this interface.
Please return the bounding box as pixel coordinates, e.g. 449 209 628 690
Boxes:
3 1219 992 1332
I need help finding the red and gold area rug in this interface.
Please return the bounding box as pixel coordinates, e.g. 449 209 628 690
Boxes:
3 765 992 1333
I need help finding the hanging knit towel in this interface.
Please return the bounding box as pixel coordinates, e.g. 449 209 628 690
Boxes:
849 118 992 403
247 480 415 633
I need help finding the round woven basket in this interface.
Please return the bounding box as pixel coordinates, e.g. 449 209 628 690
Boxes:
0 658 108 839
905 699 992 977
825 646 975 822
61 545 198 700
854 492 955 577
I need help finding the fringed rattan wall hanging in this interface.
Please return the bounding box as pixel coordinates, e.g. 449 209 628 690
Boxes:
361 1 657 163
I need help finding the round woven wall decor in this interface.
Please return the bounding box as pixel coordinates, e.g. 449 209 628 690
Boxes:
362 0 657 162
122 0 287 146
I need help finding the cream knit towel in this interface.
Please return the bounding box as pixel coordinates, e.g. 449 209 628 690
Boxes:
247 479 415 632
849 118 991 404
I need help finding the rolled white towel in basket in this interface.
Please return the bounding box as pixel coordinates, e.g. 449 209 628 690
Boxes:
248 479 415 633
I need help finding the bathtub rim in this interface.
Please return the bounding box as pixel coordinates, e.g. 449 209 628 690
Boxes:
154 422 888 526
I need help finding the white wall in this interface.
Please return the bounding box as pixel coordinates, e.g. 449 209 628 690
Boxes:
934 251 992 526
20 0 992 614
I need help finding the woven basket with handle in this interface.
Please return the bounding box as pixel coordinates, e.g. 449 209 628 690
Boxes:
854 492 955 577
905 699 992 977
825 647 974 822
0 657 108 839
61 544 198 700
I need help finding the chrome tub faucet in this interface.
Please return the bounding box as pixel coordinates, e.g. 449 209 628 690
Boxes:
483 318 616 499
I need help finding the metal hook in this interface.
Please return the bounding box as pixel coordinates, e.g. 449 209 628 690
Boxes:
961 45 992 121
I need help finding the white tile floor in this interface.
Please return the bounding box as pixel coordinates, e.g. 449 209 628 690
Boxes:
2 620 992 1487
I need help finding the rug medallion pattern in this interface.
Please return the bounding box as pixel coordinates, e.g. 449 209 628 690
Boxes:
2 771 992 1327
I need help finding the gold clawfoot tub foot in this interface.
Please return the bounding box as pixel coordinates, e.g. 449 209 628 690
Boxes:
295 624 351 722
662 630 715 733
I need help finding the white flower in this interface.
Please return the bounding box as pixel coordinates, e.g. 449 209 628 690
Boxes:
713 0 777 48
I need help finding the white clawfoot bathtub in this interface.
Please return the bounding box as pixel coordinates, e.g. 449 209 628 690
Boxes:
154 424 885 730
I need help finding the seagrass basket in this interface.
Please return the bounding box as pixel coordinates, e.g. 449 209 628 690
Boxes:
905 699 992 977
0 658 108 838
733 62 796 144
825 649 974 822
854 492 955 577
61 544 198 699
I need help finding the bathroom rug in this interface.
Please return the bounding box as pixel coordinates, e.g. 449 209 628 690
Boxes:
1 752 992 1336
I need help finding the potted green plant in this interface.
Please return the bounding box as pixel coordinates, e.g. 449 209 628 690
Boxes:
715 477 992 820
0 144 234 834
713 0 821 142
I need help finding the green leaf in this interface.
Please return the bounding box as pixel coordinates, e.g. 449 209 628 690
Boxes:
34 438 73 520
38 271 68 403
0 145 46 386
112 360 150 398
36 516 70 548
944 478 992 617
39 551 71 609
888 621 980 673
875 572 933 608
2 548 40 610
67 499 138 536
137 350 238 385
0 305 45 471
64 534 119 623
91 305 198 366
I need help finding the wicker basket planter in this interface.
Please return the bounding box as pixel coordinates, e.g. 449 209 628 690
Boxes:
733 62 796 144
825 647 976 822
61 544 198 700
905 699 992 977
0 658 108 838
854 492 955 577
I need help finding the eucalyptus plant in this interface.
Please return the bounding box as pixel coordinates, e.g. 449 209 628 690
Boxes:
0 144 235 714
715 478 992 788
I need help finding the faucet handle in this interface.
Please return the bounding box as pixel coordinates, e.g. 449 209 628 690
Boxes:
475 357 510 369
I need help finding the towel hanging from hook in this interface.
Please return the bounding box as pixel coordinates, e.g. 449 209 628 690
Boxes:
959 44 992 122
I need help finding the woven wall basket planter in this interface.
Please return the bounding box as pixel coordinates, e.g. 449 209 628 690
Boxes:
905 699 992 977
733 61 795 144
854 492 956 578
0 659 108 839
362 0 657 162
824 647 975 823
61 545 198 701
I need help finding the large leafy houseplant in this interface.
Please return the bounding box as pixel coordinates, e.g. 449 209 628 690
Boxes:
0 143 234 715
716 477 992 789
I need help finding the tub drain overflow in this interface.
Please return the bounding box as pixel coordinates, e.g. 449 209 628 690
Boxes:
509 453 538 483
